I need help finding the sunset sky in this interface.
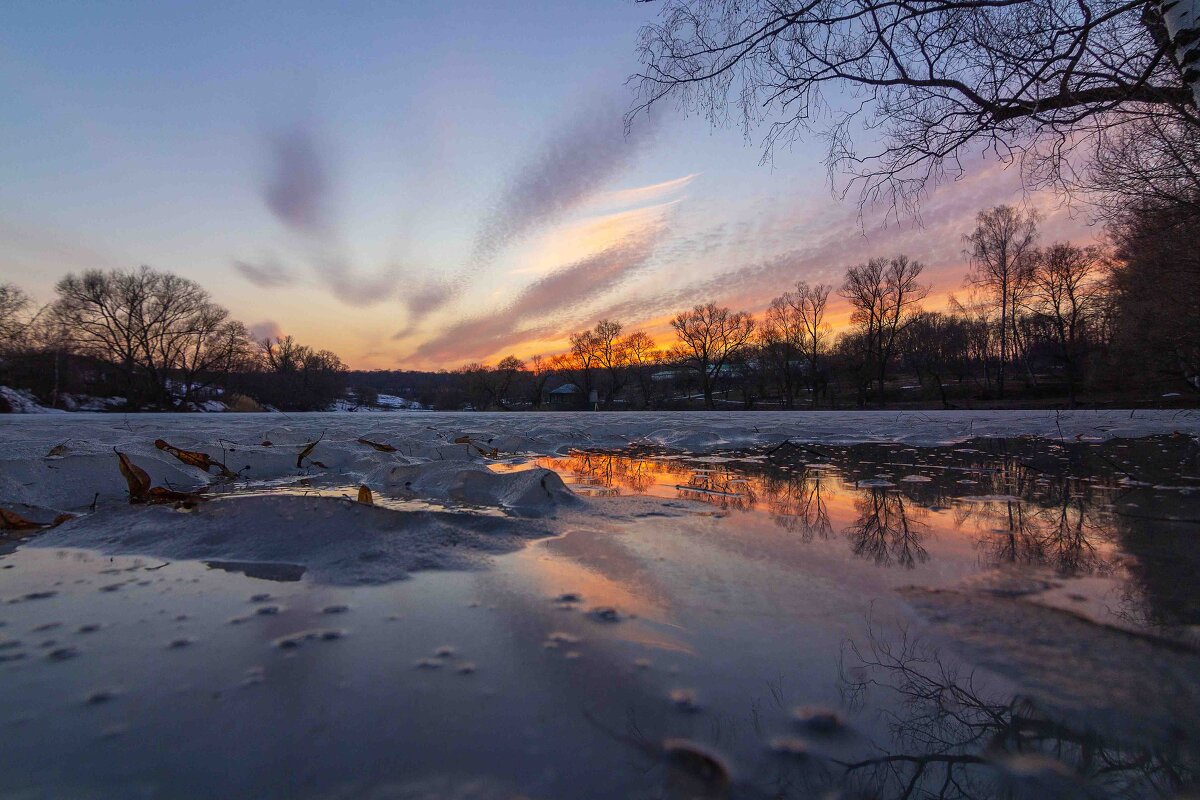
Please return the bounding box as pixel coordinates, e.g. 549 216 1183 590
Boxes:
0 1 1101 370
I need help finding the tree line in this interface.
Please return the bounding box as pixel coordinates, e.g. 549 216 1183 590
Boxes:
0 267 349 412
432 202 1196 411
1 199 1195 413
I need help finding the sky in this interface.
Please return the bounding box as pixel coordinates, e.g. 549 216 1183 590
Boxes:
0 1 1103 370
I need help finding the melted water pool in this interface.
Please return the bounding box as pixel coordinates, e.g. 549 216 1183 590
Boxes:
1 436 1198 799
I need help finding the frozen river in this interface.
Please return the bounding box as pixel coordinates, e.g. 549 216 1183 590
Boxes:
1 412 1198 798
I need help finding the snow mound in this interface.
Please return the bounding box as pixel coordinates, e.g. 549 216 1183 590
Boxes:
374 461 581 517
31 495 555 585
0 452 201 510
0 386 64 414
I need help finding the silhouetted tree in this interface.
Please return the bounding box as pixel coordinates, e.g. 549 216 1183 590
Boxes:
900 311 970 408
622 330 659 409
1108 200 1200 390
670 302 756 408
527 354 552 408
254 335 348 410
964 206 1040 397
53 266 251 408
633 0 1199 213
1028 243 1108 405
841 255 929 404
492 355 525 409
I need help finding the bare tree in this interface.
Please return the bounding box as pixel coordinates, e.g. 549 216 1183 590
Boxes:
622 330 659 409
527 354 552 408
1088 115 1200 218
965 206 1040 397
1029 243 1108 405
633 0 1199 213
670 302 756 408
492 354 525 409
568 328 601 404
900 311 971 407
0 283 33 353
790 281 832 406
592 319 628 408
1108 200 1200 390
455 362 495 411
256 335 348 410
54 266 248 408
840 255 930 403
759 296 800 406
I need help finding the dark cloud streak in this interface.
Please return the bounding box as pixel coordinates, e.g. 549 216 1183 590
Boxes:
263 129 331 236
397 93 659 326
233 258 294 288
411 228 661 363
238 124 406 307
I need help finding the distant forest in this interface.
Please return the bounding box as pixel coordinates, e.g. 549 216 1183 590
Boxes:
1 198 1197 413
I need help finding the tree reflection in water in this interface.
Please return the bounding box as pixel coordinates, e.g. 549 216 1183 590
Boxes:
837 621 1198 799
525 443 1198 631
536 449 1122 576
763 469 834 540
968 488 1113 576
845 488 931 569
675 468 758 512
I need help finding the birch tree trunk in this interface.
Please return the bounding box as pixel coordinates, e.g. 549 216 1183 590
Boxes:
1162 0 1200 107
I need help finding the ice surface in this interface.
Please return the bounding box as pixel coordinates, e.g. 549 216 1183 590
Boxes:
31 495 556 585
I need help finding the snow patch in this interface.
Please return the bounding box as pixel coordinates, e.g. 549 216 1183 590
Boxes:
32 495 555 585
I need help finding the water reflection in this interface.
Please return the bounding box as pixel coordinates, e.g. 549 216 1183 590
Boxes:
964 488 1114 576
836 621 1199 800
510 437 1200 635
847 488 930 569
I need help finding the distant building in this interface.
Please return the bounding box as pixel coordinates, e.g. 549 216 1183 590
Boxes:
547 383 581 406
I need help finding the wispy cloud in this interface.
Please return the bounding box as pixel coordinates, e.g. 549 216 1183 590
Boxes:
470 94 658 265
585 173 698 213
237 123 407 308
410 225 663 364
233 257 294 288
263 129 331 236
511 199 679 276
316 253 403 306
395 93 659 329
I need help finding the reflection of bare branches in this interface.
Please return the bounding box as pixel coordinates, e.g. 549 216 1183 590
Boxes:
845 489 930 569
766 471 833 540
968 487 1113 576
547 451 661 494
676 468 757 511
840 621 1198 799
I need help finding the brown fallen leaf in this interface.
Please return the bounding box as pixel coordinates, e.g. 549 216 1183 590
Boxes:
155 439 236 478
357 485 374 505
469 443 499 459
46 443 69 458
453 435 471 444
116 450 152 502
0 507 43 530
261 440 273 447
297 434 324 468
1 507 76 535
116 450 204 505
357 437 397 453
146 487 204 505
